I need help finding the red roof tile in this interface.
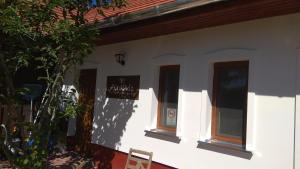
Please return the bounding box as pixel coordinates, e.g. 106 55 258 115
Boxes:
85 0 175 23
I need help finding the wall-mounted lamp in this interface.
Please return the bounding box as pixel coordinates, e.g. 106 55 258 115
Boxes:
114 52 126 66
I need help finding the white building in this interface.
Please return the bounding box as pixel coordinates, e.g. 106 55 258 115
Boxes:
66 0 300 169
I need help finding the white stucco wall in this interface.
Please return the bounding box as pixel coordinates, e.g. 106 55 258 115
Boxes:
74 13 300 169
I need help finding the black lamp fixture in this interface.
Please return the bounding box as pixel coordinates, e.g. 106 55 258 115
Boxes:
114 52 126 66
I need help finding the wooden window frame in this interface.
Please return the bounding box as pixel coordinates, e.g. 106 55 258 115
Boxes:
156 65 180 132
211 61 249 145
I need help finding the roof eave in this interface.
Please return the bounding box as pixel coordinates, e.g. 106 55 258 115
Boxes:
95 0 227 29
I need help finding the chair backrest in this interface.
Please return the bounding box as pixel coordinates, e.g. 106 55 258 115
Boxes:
125 148 153 169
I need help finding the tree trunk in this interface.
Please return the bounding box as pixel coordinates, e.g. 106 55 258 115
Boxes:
0 52 15 100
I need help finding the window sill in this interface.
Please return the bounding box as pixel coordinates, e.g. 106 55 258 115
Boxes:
197 140 253 160
144 129 181 143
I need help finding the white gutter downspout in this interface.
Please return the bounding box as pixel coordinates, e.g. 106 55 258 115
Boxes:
295 48 300 169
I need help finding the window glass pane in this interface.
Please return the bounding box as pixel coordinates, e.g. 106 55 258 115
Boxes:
158 66 180 128
215 63 248 139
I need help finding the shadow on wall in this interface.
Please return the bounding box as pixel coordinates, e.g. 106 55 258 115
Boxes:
91 93 137 169
93 98 136 147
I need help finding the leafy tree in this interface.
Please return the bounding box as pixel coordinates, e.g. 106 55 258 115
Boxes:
0 0 126 168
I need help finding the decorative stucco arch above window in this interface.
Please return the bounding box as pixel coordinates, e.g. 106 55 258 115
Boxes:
198 47 259 154
145 53 186 143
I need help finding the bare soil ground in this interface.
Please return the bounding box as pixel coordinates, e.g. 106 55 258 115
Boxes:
0 152 93 169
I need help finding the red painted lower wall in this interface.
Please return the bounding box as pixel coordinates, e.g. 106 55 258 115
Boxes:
89 144 175 169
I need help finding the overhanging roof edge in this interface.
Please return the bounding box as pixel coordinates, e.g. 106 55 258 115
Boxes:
95 0 227 29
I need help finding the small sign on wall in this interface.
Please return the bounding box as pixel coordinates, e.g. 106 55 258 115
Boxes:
166 108 177 126
106 75 140 100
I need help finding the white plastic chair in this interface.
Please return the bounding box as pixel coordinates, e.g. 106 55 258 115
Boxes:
125 148 153 169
